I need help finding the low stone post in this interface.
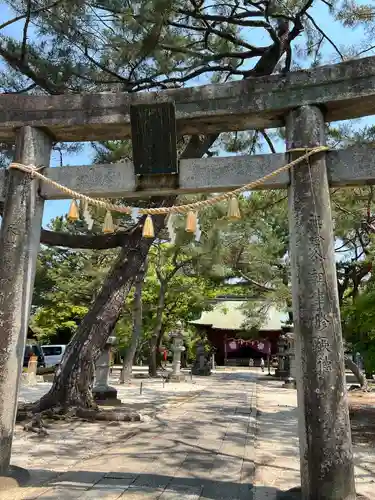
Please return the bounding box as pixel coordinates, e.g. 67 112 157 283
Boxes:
93 337 120 403
26 356 38 386
168 327 186 382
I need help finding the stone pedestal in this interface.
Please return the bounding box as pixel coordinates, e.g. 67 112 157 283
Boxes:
168 373 185 382
93 336 120 403
168 330 185 382
276 334 288 379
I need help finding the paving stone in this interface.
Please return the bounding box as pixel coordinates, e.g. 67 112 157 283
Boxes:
199 481 242 500
53 470 105 487
158 483 202 500
11 372 258 500
94 476 135 490
241 459 255 483
131 474 172 489
104 472 138 480
118 486 164 498
78 488 125 499
37 487 87 499
237 483 254 500
210 457 243 482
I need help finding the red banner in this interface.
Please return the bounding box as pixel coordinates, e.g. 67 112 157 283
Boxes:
226 338 271 355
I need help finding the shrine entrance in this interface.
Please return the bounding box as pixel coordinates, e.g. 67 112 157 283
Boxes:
2 56 375 499
225 338 271 366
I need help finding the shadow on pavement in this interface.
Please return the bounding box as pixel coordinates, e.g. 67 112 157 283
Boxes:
5 468 302 500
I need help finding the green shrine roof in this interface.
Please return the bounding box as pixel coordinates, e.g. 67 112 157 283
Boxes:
190 300 289 331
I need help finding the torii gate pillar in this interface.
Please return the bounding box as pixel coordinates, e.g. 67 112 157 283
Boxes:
0 127 52 475
287 105 356 499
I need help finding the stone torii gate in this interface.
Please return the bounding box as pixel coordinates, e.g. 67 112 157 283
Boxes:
2 56 375 498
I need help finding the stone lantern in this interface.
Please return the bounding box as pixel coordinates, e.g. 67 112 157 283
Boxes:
93 336 120 403
275 334 289 378
167 321 186 382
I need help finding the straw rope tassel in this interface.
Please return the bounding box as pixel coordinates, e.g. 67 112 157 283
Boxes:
7 147 329 220
142 215 155 238
103 211 115 233
68 199 79 221
185 211 197 233
227 196 241 220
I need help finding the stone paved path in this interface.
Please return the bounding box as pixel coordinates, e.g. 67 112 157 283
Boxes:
6 372 260 500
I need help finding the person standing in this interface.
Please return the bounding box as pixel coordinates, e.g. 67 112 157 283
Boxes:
260 357 265 372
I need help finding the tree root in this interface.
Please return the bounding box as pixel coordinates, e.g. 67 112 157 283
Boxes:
348 384 373 393
76 408 141 422
23 413 49 436
17 404 142 433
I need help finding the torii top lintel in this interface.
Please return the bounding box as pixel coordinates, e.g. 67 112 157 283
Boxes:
1 56 375 142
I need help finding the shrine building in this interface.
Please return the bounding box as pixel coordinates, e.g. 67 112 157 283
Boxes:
190 297 290 366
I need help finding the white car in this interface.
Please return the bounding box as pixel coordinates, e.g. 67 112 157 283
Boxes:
41 344 66 368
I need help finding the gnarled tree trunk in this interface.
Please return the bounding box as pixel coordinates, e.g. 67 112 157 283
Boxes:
344 354 369 391
23 135 214 414
119 261 146 384
26 211 171 413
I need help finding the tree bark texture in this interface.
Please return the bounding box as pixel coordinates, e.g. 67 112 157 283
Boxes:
119 261 147 384
31 208 172 412
0 206 135 250
149 281 166 377
0 127 52 474
287 106 356 500
344 355 368 390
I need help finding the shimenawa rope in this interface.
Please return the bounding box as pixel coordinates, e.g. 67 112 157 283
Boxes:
8 146 329 216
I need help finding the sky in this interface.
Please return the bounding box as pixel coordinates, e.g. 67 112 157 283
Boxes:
0 1 374 228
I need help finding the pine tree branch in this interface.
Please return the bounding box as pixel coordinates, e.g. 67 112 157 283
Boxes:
21 0 32 62
4 82 37 94
237 271 275 292
39 228 134 249
167 20 257 52
0 1 313 93
0 0 64 31
260 130 276 153
177 10 273 27
305 12 344 60
159 44 268 60
0 46 67 94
